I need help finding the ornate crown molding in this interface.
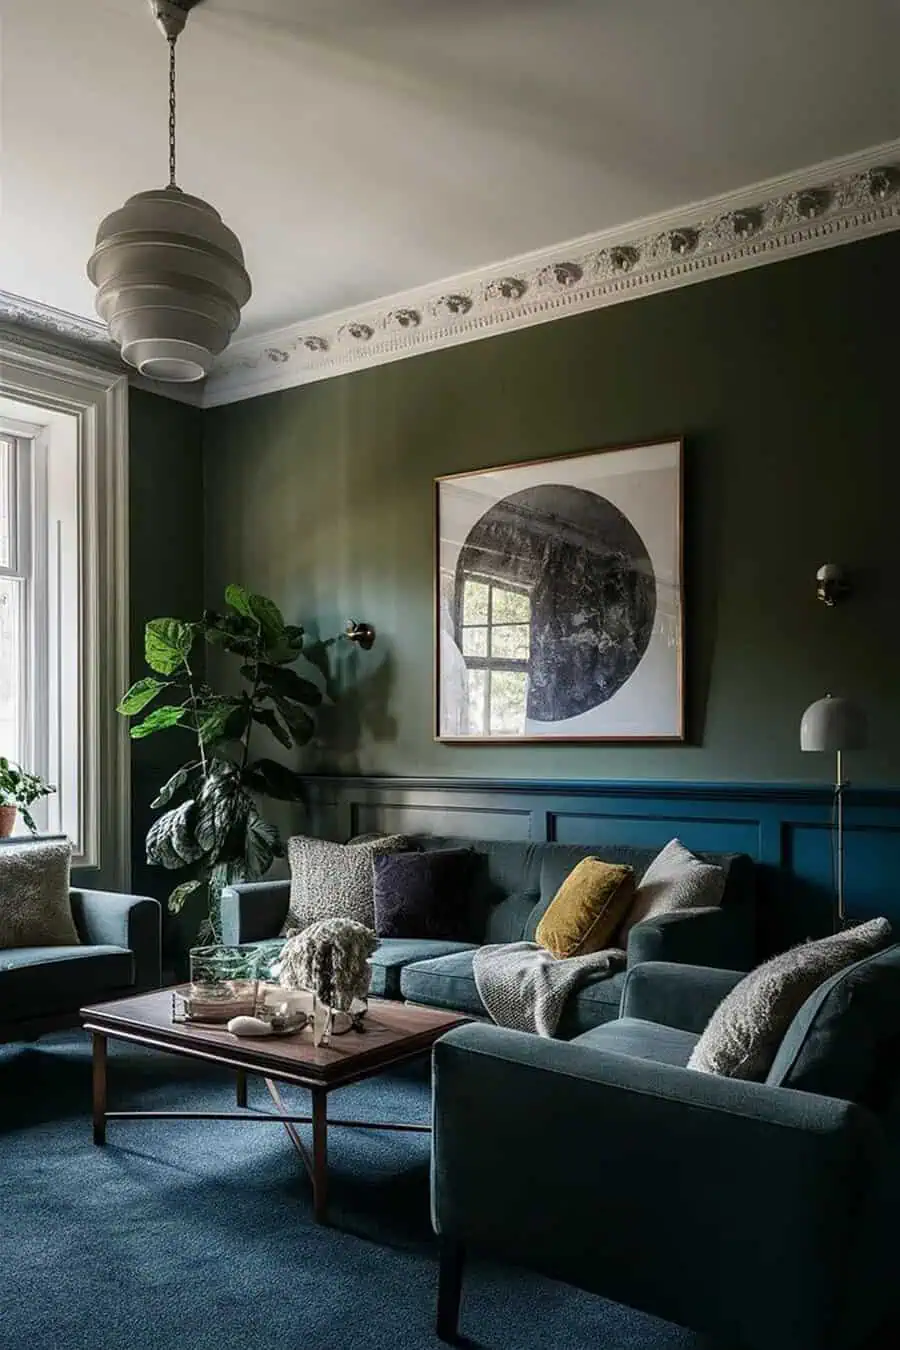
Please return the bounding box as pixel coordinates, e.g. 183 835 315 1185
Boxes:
205 138 900 408
4 139 899 410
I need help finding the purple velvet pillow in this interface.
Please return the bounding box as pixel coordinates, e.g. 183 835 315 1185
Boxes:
372 848 476 941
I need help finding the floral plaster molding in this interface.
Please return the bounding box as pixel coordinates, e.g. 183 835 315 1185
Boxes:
205 139 900 408
3 140 899 411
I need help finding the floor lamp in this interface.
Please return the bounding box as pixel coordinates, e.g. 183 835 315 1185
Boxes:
800 694 867 929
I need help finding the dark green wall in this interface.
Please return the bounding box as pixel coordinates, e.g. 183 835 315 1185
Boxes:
202 233 900 784
129 388 204 935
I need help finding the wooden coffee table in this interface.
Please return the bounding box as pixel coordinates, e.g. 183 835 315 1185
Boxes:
80 988 467 1223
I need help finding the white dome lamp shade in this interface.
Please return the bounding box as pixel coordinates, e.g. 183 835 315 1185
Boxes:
87 2 250 384
800 693 867 929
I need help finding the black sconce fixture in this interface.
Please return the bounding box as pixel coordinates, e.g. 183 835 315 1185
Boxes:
345 620 376 650
816 564 851 607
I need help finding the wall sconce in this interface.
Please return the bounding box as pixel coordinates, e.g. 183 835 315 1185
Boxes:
816 564 851 607
345 620 376 650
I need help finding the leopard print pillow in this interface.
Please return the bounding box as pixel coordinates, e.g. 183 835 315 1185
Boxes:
283 834 408 934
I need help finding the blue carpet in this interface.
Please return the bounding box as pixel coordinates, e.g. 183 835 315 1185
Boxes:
1 1033 713 1350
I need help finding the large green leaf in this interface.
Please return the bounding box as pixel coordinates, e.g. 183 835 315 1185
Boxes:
243 807 281 879
145 618 194 675
167 878 203 914
130 705 186 739
198 699 248 747
252 706 292 750
117 677 169 716
224 583 254 618
249 593 285 642
194 763 248 858
244 757 306 802
150 763 197 809
272 696 315 745
146 804 187 869
258 663 322 706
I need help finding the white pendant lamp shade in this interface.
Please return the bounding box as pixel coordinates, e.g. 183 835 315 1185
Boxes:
87 188 251 383
87 1 250 383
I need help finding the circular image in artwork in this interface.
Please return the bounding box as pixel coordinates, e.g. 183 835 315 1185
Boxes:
454 484 656 723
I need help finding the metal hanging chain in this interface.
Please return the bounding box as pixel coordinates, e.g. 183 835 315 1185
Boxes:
168 34 178 189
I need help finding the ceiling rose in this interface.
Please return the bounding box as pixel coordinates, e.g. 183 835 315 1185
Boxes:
86 1 251 384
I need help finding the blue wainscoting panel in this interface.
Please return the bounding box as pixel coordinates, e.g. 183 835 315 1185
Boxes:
302 776 900 957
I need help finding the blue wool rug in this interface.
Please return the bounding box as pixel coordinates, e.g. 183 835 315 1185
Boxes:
0 1033 713 1350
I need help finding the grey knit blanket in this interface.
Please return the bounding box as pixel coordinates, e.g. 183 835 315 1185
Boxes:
472 941 626 1038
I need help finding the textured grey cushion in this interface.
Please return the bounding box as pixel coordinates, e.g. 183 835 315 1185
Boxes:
0 839 79 948
688 917 892 1080
618 838 726 942
284 834 407 933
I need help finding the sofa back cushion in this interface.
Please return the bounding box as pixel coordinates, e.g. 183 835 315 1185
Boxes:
766 942 900 1106
408 834 752 945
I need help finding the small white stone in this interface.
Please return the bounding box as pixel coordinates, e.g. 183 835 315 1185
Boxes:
227 1015 273 1037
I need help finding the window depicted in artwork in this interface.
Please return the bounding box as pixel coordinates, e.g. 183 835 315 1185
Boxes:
436 439 684 742
458 575 530 735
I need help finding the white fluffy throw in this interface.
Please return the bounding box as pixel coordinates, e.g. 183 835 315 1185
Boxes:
277 917 376 1011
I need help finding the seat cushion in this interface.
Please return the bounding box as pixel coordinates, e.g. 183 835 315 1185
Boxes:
767 942 900 1105
572 1016 700 1067
369 939 478 999
401 949 486 1017
0 945 134 1021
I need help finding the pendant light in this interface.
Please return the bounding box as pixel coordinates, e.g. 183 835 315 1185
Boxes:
87 0 251 383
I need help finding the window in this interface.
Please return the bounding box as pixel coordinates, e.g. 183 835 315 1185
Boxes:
1 342 129 888
459 575 531 735
0 437 26 764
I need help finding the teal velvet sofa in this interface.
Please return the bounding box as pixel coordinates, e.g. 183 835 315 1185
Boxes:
432 949 900 1350
0 886 162 1043
222 834 757 1033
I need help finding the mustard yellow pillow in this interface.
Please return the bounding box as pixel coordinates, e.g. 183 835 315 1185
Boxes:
535 858 635 959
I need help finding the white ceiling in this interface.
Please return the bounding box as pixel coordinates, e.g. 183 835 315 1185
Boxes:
2 0 899 341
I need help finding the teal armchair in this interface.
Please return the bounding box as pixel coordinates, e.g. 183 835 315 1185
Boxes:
1 886 161 1042
432 951 900 1350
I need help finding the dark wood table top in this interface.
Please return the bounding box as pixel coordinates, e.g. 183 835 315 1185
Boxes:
81 988 468 1089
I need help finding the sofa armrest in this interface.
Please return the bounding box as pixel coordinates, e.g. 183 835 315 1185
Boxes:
69 890 161 991
432 1023 885 1350
620 960 746 1032
220 880 290 945
626 904 754 971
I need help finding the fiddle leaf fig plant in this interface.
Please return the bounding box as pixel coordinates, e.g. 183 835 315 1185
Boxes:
118 584 332 942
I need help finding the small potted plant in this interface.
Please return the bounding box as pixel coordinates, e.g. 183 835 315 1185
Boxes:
0 758 56 837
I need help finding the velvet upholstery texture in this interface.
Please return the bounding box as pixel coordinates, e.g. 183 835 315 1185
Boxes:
431 1021 894 1350
0 839 78 948
767 942 900 1105
535 859 634 958
372 848 476 941
688 917 892 1079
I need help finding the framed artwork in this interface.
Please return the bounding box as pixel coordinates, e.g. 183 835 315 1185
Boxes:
435 438 684 743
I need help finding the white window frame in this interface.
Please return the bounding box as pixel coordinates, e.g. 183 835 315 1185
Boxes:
0 341 130 890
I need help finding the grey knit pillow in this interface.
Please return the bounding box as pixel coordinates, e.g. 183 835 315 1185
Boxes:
688 917 892 1080
284 834 408 934
618 838 726 942
0 838 79 948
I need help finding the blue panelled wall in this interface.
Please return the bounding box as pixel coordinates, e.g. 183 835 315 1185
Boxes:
302 776 900 957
